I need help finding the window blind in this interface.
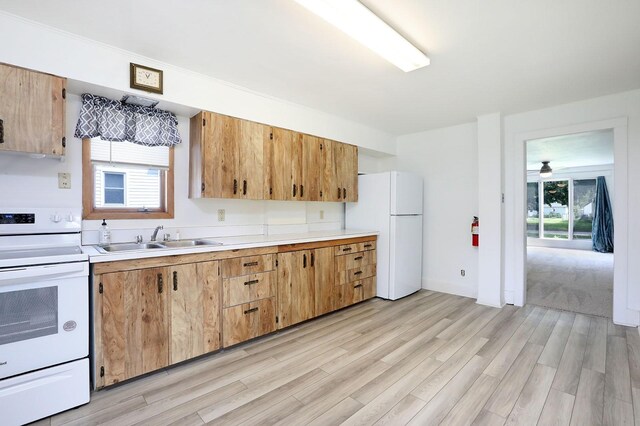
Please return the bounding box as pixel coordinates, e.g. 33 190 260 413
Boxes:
91 138 170 168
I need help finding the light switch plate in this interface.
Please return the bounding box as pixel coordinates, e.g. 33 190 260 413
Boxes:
58 172 71 189
217 209 225 221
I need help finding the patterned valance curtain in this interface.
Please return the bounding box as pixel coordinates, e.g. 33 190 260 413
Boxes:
74 93 181 146
592 176 614 253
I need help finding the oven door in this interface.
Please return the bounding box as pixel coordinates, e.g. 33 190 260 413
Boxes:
0 261 88 379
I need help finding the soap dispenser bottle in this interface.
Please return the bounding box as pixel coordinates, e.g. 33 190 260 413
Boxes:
99 219 111 245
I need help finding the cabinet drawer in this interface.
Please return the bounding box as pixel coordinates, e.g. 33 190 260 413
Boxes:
334 240 376 256
335 250 376 272
222 254 275 277
222 297 276 347
336 264 377 286
335 277 376 310
223 271 275 307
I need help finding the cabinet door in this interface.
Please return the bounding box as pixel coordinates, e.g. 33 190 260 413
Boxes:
100 268 169 386
313 247 335 316
338 143 359 202
302 134 324 201
201 111 238 198
277 250 314 328
265 127 302 200
238 119 267 199
321 139 341 202
0 64 66 156
169 262 221 364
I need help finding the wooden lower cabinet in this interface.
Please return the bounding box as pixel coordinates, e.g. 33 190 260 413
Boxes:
222 298 276 347
169 262 221 364
96 260 221 388
94 236 376 388
277 250 315 328
99 268 169 387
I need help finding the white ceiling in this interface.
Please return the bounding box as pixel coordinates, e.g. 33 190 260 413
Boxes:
1 0 639 135
526 129 614 170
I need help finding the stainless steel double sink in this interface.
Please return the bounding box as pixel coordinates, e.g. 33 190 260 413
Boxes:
96 239 222 253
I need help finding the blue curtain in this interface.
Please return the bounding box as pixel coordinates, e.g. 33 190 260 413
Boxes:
592 176 614 252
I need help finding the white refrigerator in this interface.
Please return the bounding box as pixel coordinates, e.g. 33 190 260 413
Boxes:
346 171 423 300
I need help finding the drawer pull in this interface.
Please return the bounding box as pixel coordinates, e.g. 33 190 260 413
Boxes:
303 254 307 268
293 184 297 197
157 273 163 293
243 179 247 195
243 261 259 267
244 307 259 314
364 244 373 248
173 271 178 291
354 256 363 261
338 187 341 199
343 188 346 199
244 279 259 286
354 271 363 276
233 179 238 195
311 252 315 267
354 284 363 289
342 247 352 252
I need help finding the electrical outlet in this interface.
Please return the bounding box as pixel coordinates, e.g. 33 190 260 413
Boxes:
58 172 71 189
460 269 466 277
320 210 324 220
217 209 225 222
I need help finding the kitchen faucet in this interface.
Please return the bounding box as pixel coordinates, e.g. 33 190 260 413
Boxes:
150 225 164 241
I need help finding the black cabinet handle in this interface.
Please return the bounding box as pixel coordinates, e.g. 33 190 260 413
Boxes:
233 179 238 194
303 254 307 268
354 271 363 276
0 118 4 144
354 256 363 261
338 187 341 199
243 261 259 267
173 271 178 291
244 279 259 286
311 252 315 267
244 307 259 315
354 284 363 289
343 188 346 199
157 273 163 293
293 184 297 197
243 180 247 195
342 247 352 252
364 244 373 248
300 185 304 197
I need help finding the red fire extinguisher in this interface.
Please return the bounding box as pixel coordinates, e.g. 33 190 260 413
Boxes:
471 216 479 247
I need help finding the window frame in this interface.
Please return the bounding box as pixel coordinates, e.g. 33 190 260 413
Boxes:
82 138 174 220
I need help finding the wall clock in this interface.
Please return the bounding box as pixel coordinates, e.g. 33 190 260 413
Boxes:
130 63 163 94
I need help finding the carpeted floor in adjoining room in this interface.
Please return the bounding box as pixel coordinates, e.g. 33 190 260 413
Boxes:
526 246 613 318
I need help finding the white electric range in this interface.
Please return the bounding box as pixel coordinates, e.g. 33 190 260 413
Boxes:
0 208 89 426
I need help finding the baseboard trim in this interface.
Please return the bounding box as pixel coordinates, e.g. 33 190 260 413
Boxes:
422 279 477 299
476 298 505 308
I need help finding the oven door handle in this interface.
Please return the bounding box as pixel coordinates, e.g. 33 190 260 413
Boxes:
0 262 87 285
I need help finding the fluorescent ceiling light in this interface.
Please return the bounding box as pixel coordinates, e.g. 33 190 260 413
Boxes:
295 0 430 72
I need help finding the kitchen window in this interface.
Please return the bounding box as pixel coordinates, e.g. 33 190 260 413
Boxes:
82 137 174 219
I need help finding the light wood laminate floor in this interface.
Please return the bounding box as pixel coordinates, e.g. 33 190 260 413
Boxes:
32 291 640 425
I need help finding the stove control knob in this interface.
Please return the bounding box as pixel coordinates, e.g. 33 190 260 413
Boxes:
51 213 62 223
67 212 74 222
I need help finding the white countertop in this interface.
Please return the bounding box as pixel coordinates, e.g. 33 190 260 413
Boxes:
83 229 378 263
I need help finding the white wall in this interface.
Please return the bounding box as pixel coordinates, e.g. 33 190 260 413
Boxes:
0 12 394 244
391 122 479 298
504 90 640 326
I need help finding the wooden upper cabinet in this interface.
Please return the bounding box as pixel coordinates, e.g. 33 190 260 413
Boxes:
0 63 66 156
338 143 358 202
189 111 268 199
264 127 302 200
301 135 324 201
190 109 358 202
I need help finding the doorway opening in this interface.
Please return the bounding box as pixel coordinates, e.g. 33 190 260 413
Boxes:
525 129 614 317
